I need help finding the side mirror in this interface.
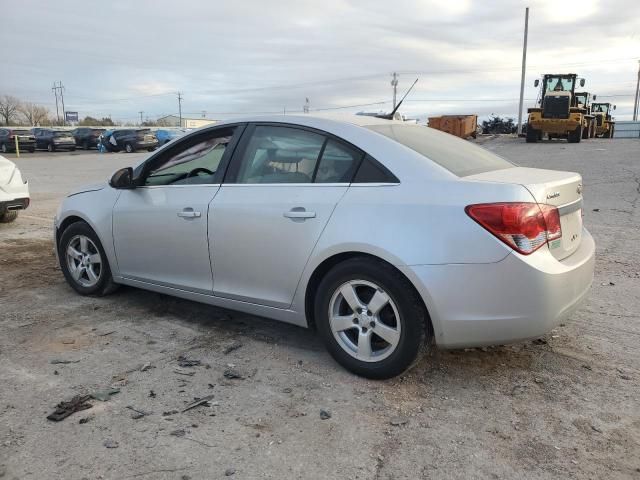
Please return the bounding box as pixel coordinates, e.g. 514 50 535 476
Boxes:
613 105 617 110
534 79 539 87
592 94 597 100
110 167 135 189
580 79 585 87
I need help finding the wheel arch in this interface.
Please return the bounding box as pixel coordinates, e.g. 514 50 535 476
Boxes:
303 251 435 340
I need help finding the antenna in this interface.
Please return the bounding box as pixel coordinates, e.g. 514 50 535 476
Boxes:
378 78 418 120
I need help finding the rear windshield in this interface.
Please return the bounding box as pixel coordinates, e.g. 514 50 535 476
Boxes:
53 131 71 137
13 130 31 135
365 124 514 177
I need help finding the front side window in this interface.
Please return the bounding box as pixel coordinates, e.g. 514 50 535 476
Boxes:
143 127 236 186
235 126 325 184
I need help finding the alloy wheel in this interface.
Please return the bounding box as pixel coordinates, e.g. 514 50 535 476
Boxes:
328 280 401 362
65 235 102 288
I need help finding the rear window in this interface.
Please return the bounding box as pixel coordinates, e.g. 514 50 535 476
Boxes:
53 131 71 137
365 124 514 177
13 130 31 135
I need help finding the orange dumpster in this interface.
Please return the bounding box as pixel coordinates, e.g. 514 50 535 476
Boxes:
428 115 478 139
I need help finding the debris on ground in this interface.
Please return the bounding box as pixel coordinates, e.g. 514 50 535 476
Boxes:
223 368 243 379
126 406 152 419
182 395 214 413
149 390 156 398
225 468 236 476
600 281 615 286
223 341 243 355
173 368 196 376
320 409 332 420
110 374 128 388
170 429 186 437
177 355 202 367
582 364 593 371
390 417 409 426
47 395 92 422
90 388 120 402
140 362 154 372
49 359 80 365
163 410 179 416
78 416 92 424
97 330 115 337
532 338 547 345
103 439 119 448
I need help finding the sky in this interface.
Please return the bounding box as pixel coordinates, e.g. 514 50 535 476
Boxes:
1 0 639 123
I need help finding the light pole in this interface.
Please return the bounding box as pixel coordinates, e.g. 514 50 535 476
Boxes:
517 7 529 136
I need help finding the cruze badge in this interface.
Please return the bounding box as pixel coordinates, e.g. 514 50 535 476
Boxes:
547 192 560 199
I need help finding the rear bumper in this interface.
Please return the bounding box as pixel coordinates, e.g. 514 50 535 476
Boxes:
403 228 596 348
0 197 29 212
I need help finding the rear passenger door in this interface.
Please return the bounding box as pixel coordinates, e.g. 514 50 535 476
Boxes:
209 123 363 309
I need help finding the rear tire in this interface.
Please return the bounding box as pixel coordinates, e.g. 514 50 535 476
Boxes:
82 140 89 150
526 127 538 143
28 147 35 153
315 257 431 379
568 125 582 143
125 143 134 153
47 143 55 152
0 210 18 223
582 123 590 139
58 221 119 296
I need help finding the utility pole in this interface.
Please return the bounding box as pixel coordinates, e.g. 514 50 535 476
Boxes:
139 111 144 125
633 59 640 121
517 7 529 136
391 72 399 110
52 82 60 124
177 92 183 127
303 97 310 113
201 110 206 118
58 82 66 126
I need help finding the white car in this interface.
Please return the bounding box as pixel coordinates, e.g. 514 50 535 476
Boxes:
54 115 595 378
0 155 29 223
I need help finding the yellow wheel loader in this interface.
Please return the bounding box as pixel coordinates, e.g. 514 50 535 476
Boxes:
592 102 616 138
574 91 597 139
526 74 590 143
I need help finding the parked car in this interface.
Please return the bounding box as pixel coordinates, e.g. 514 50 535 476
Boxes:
54 115 595 378
154 129 187 145
0 128 36 153
34 129 76 152
101 129 158 153
73 127 106 149
0 154 29 223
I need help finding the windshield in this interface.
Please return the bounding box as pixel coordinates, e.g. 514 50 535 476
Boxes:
592 104 609 113
575 94 588 105
545 76 575 92
365 124 514 177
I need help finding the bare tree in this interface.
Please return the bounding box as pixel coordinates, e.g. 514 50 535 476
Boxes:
20 102 50 126
0 95 21 125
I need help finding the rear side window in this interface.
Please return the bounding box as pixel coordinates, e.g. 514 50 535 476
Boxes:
353 155 399 183
314 139 362 183
366 124 514 177
235 126 325 184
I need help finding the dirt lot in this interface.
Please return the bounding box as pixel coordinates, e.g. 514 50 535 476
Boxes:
1 138 639 479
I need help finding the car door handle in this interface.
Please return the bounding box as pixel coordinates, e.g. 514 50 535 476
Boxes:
284 208 316 219
177 208 201 218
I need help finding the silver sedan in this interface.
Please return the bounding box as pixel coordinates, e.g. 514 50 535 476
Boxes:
55 115 595 378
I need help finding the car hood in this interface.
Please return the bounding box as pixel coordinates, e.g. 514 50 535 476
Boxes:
68 182 106 197
0 155 18 186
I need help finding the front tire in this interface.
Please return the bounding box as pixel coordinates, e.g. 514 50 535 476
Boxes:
47 143 55 152
568 125 582 143
526 127 538 143
315 257 430 379
58 221 118 296
125 143 134 153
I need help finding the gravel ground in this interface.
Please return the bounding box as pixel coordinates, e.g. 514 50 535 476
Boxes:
1 137 639 480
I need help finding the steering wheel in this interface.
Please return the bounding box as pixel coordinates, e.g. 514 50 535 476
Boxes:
186 167 214 178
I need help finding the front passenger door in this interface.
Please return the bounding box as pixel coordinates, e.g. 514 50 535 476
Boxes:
112 125 244 293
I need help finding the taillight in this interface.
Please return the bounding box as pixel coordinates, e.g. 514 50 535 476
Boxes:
465 202 562 255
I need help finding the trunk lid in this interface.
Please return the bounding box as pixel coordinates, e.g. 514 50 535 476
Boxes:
465 167 583 260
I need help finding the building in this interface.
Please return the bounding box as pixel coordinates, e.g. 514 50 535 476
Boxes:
156 115 218 128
